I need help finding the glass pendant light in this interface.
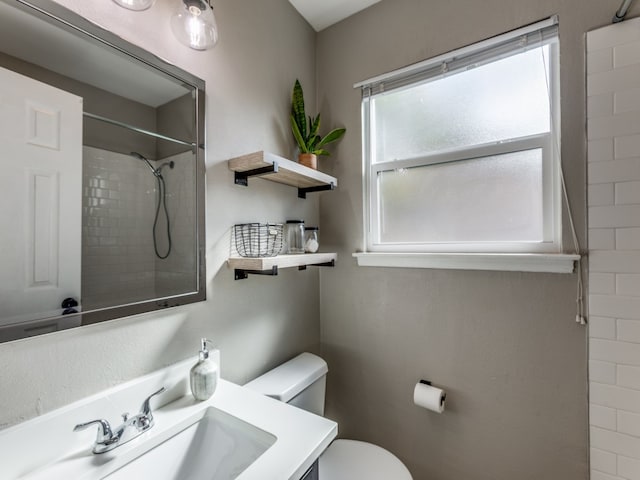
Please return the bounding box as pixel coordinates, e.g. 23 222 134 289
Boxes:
171 0 219 51
112 0 155 11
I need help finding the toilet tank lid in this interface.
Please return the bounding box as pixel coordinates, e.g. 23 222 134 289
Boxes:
244 352 328 403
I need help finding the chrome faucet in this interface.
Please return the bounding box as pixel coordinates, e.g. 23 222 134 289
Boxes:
73 387 165 454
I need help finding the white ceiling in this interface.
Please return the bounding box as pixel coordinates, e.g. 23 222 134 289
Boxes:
288 0 382 32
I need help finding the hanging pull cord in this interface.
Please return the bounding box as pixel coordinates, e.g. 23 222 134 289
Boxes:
560 166 586 326
541 46 586 326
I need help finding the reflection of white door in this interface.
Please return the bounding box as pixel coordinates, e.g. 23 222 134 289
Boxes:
0 66 82 325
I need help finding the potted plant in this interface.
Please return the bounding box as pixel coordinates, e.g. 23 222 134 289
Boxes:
290 79 346 169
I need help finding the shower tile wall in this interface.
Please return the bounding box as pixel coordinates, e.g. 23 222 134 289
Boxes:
82 147 197 310
587 17 640 480
154 150 197 298
82 146 156 309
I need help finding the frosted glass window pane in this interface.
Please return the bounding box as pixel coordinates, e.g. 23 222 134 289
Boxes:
372 47 550 163
378 149 543 243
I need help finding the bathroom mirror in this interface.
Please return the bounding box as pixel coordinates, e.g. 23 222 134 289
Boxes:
0 0 206 343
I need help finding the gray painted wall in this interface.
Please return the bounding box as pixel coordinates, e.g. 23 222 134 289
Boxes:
315 1 640 479
3 1 637 478
0 0 320 428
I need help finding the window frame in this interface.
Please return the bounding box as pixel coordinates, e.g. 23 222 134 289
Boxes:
359 17 562 255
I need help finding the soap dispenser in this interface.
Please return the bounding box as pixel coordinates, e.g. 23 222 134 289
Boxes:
190 338 218 401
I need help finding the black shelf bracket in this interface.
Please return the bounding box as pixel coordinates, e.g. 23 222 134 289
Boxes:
234 265 278 280
234 162 279 187
298 182 335 199
298 259 335 271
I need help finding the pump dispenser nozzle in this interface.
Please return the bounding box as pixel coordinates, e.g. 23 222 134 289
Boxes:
190 338 218 401
199 338 210 360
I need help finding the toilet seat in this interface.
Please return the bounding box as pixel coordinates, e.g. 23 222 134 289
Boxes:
319 439 412 480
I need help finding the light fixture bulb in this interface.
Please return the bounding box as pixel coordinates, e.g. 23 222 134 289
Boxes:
171 0 219 51
112 0 155 11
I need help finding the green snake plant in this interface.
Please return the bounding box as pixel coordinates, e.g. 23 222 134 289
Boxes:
290 79 346 156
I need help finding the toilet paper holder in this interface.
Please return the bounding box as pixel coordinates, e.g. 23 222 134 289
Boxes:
414 379 447 413
419 379 446 404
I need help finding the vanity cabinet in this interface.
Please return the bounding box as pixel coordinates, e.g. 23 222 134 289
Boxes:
300 460 319 480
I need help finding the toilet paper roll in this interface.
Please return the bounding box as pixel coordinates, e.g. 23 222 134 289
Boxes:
413 381 446 413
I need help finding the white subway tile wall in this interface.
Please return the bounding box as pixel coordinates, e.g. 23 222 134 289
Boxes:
591 404 618 430
590 229 617 251
82 146 156 309
590 315 617 339
590 183 616 206
589 138 616 162
81 147 196 310
154 150 197 298
588 17 640 480
592 447 619 475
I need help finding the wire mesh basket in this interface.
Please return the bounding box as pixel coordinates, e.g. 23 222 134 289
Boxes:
233 223 284 257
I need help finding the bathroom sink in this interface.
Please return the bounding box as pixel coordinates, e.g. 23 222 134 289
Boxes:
0 356 336 480
104 407 276 480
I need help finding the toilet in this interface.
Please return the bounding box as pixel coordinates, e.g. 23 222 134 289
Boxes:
244 353 412 480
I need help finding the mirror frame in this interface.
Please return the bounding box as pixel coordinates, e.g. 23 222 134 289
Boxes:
1 0 206 340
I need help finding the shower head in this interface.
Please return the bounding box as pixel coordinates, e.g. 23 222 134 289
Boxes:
130 151 160 176
157 160 175 174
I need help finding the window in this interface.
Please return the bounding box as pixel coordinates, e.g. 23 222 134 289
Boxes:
359 17 560 254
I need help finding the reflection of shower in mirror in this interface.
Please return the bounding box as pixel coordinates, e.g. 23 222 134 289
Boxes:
0 0 206 343
130 152 174 260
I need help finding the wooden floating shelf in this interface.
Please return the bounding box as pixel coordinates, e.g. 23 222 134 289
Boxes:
228 151 338 198
228 253 337 280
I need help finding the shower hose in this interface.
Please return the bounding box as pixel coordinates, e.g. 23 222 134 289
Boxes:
153 173 172 259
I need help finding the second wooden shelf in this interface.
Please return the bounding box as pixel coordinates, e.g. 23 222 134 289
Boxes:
228 253 337 280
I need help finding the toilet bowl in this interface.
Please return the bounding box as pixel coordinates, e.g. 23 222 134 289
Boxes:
320 439 411 480
244 353 412 480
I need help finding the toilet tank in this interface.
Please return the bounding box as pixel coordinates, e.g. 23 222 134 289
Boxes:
244 353 328 416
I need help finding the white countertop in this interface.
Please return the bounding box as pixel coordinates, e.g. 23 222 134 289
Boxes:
0 356 337 480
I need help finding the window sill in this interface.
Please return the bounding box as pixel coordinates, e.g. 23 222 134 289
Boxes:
352 252 580 273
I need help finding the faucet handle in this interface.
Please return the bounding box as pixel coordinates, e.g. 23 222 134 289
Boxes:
139 386 166 424
73 419 115 445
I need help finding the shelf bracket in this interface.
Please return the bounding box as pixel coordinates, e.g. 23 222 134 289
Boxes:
298 182 335 199
298 259 335 270
234 162 279 187
234 266 278 280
